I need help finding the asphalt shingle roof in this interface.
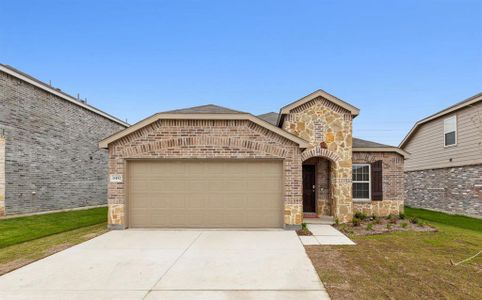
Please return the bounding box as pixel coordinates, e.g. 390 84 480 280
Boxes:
163 104 244 114
257 112 279 125
352 137 394 148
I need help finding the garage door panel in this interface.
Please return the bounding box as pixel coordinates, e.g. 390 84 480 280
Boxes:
128 160 283 228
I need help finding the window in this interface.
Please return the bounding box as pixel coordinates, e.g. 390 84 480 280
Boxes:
444 115 457 146
352 164 370 200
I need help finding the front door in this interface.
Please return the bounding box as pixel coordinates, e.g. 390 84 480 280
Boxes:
302 165 316 213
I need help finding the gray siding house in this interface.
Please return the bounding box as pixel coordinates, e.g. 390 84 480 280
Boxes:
400 93 482 217
0 65 128 216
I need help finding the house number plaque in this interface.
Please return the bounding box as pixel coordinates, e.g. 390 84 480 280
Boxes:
110 174 123 183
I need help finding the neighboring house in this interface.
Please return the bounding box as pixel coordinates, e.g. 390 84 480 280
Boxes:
100 89 407 229
0 65 128 216
400 93 482 217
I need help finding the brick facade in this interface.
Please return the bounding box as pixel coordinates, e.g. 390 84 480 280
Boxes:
0 70 126 216
352 152 405 216
0 136 5 216
107 119 302 229
405 165 482 217
105 94 406 228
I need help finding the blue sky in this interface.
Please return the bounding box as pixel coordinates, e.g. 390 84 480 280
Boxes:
1 0 481 146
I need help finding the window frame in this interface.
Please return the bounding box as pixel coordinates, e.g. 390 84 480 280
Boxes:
443 115 457 147
352 163 371 201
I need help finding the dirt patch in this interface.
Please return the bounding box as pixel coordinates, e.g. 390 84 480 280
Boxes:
43 243 74 256
0 259 34 276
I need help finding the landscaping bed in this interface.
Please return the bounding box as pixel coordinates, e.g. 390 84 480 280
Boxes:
296 223 313 236
335 212 437 236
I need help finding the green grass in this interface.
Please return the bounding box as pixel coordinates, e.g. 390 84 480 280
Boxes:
0 223 107 275
306 208 482 299
405 206 482 232
0 207 107 248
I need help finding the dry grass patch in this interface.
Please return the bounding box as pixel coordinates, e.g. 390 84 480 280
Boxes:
306 211 482 299
0 223 107 275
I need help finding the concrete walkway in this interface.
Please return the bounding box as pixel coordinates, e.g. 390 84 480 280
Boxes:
0 230 330 300
299 225 355 245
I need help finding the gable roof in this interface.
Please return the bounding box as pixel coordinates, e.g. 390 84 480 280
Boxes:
257 112 279 125
399 92 482 148
277 89 360 126
0 64 129 127
163 104 244 114
352 137 408 157
99 108 311 149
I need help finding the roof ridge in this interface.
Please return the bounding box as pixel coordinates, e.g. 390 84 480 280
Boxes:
162 103 245 114
0 64 129 127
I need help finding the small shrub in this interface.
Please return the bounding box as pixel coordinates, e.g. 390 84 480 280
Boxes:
352 217 361 227
354 212 368 221
335 218 340 226
366 223 374 231
301 223 308 230
386 223 392 230
373 216 382 224
399 212 406 220
410 217 419 224
400 222 408 228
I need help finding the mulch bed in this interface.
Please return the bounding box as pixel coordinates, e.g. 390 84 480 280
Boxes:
296 228 313 236
335 215 437 236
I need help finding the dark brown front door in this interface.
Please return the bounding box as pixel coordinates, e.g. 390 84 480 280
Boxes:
302 165 316 213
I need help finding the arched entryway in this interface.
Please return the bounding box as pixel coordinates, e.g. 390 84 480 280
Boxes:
301 146 341 218
302 157 332 217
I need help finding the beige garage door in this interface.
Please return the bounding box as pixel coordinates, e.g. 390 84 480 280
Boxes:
128 160 283 228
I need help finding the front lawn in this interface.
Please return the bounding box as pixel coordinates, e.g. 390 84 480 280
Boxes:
0 207 108 275
306 208 482 299
0 207 107 248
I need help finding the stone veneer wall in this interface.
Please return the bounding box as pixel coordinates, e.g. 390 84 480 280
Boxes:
107 119 303 229
282 97 353 222
0 136 5 216
405 164 482 217
0 70 126 215
352 152 405 216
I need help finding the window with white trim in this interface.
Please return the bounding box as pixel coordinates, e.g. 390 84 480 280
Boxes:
352 164 370 200
444 115 457 146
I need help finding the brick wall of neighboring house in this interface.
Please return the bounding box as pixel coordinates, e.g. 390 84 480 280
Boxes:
352 152 405 216
405 165 482 217
282 97 354 222
0 136 5 216
107 119 303 229
0 71 126 216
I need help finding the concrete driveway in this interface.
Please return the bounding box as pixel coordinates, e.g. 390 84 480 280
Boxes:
0 230 329 299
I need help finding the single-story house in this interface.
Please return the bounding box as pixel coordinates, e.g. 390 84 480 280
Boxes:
400 92 482 217
100 90 408 229
0 65 128 216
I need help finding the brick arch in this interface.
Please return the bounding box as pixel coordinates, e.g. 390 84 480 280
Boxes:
122 136 289 158
301 146 341 162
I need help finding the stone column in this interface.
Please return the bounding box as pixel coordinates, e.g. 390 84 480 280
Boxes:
331 162 353 223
